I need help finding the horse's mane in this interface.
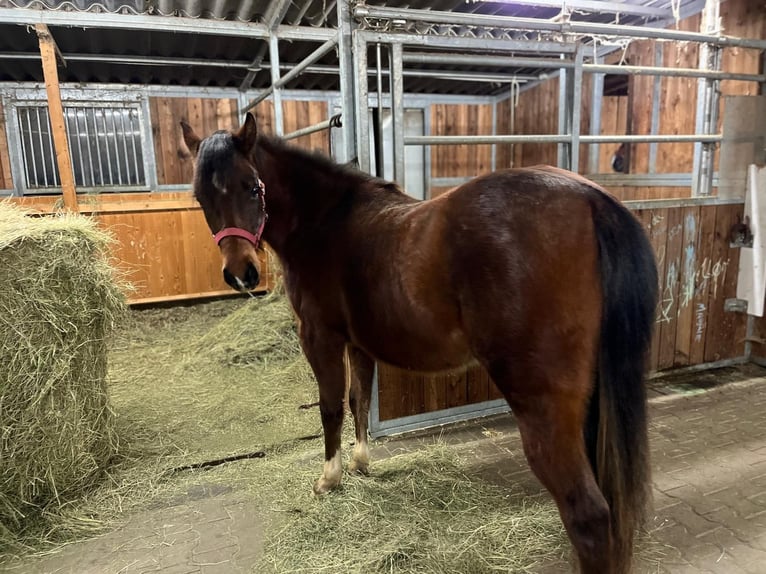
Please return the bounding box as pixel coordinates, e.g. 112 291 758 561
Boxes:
256 135 406 197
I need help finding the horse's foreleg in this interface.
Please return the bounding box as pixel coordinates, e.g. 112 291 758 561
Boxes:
346 346 374 475
300 325 347 495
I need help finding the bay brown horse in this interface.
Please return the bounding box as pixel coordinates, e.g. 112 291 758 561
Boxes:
181 113 658 574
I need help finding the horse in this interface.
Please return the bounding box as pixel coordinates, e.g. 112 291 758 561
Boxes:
180 112 658 574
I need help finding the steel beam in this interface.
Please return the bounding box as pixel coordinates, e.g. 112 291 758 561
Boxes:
337 0 356 164
267 34 283 135
557 55 569 168
244 35 339 113
588 54 603 175
0 8 334 41
583 63 764 82
238 0 292 92
570 47 584 172
402 52 573 69
353 30 371 173
358 30 576 54
466 0 670 18
649 44 664 174
354 5 766 50
391 43 405 185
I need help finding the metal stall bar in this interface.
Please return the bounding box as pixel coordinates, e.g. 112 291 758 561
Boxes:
282 114 342 141
588 54 603 175
243 35 339 113
405 134 723 145
353 5 766 50
583 63 764 82
337 0 357 164
570 47 585 172
267 34 284 135
352 30 371 174
391 43 405 185
649 44 664 174
374 43 385 177
402 53 574 69
0 8 334 41
558 55 570 168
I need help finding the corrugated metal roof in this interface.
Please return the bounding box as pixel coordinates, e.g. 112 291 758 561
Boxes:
0 0 708 95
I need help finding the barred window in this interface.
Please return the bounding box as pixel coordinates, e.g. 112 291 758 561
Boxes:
17 104 145 192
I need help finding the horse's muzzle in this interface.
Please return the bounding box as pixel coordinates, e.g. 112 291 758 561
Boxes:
223 262 260 292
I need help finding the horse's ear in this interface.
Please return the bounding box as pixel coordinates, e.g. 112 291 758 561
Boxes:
235 112 258 154
180 120 201 158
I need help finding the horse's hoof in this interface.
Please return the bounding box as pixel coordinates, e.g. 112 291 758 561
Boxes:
348 459 369 475
313 476 340 495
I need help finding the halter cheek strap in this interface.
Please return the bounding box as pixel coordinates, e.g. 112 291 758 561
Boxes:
212 179 267 248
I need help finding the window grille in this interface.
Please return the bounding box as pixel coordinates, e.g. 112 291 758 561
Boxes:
17 104 145 192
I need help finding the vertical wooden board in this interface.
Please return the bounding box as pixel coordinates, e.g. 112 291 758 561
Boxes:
0 101 13 190
377 364 405 421
633 209 659 368
465 365 489 405
307 100 330 153
647 208 668 371
158 98 182 185
689 205 718 365
96 211 152 299
704 204 747 362
658 207 683 370
179 208 231 294
423 374 447 413
149 98 166 186
443 372 466 409
673 206 701 367
478 104 493 173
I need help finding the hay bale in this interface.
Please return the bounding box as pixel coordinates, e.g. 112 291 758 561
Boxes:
0 203 126 541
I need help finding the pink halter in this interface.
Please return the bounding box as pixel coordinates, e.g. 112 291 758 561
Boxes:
212 179 268 248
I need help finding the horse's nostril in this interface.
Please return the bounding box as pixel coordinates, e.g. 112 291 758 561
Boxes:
223 268 240 291
245 262 260 288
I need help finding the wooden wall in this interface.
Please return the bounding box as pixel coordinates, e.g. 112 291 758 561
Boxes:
0 101 11 190
377 202 747 421
429 103 494 197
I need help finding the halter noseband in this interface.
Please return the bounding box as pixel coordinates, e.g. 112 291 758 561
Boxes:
212 178 268 248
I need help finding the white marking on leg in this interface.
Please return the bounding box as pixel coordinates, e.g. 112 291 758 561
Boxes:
314 449 343 494
349 438 370 474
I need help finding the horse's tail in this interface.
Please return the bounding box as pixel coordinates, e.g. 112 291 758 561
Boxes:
587 193 658 573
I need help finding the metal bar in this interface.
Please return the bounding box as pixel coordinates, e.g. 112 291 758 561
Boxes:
370 398 510 438
583 63 764 82
375 42 385 178
353 30 370 173
358 30 576 54
0 8 334 41
4 100 27 195
423 103 432 197
337 0 357 164
693 0 720 197
24 109 38 187
91 108 105 186
700 46 723 197
588 54 603 175
491 99 497 172
571 47 584 173
586 172 719 187
244 35 339 113
36 107 51 186
402 52 573 69
282 114 342 141
353 5 766 50
391 43 405 185
109 110 123 184
405 134 723 145
70 108 87 186
649 44 663 174
468 0 670 18
557 55 569 168
128 109 141 185
268 34 284 136
100 110 114 185
239 0 292 91
83 109 96 186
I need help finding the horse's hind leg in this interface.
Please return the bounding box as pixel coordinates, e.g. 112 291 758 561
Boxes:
299 323 347 495
346 346 374 474
493 366 614 574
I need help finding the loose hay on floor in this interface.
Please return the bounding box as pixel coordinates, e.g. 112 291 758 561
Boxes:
252 443 569 574
0 203 126 549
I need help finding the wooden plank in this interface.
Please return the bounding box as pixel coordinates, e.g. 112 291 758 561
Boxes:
704 204 747 362
466 365 489 405
0 101 13 190
35 24 78 212
689 205 718 365
646 208 668 371
658 207 684 370
673 205 702 367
